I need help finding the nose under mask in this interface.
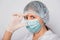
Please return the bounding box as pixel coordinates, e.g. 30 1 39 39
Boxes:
26 19 42 33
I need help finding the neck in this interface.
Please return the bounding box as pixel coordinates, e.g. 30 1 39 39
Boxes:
33 25 47 40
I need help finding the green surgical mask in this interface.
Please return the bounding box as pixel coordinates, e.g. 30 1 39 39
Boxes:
26 19 42 33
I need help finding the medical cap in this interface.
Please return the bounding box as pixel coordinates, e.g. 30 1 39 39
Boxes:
23 1 49 24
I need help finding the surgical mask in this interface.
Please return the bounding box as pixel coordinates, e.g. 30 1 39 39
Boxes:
26 19 42 33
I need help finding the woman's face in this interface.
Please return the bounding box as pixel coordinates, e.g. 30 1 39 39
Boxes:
24 12 44 25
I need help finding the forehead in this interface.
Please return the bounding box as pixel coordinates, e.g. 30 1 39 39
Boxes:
24 11 39 17
26 13 36 15
24 13 39 17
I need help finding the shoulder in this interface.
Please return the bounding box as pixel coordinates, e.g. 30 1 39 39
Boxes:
39 30 60 40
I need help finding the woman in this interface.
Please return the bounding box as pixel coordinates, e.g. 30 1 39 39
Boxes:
2 1 59 40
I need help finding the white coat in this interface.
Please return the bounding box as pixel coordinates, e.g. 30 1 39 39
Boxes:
21 30 60 40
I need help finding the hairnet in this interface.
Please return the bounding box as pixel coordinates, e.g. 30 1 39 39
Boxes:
23 1 49 24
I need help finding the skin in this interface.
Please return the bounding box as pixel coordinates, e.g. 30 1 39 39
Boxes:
24 13 47 40
2 12 47 40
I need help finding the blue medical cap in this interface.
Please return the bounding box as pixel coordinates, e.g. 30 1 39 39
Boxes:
24 1 49 24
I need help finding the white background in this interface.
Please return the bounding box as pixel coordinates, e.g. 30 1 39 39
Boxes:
0 0 60 40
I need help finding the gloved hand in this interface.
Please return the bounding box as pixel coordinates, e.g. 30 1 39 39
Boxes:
6 13 27 33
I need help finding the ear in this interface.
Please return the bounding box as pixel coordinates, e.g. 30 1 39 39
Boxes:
38 17 44 25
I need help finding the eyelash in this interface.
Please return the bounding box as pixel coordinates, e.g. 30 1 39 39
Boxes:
24 16 28 19
24 16 35 20
30 16 35 18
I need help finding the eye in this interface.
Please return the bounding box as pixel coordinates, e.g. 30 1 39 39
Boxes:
24 16 28 20
30 15 35 19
